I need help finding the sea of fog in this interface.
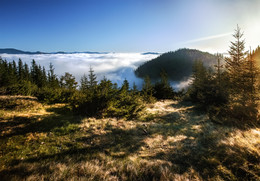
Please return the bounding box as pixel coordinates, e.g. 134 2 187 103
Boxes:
0 53 191 90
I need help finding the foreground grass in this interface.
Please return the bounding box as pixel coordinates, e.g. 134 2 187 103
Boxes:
0 96 259 180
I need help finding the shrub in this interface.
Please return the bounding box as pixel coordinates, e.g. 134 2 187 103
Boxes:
6 81 37 96
72 85 144 119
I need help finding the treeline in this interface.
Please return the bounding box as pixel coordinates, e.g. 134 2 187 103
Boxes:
186 26 259 125
0 58 66 98
0 56 176 119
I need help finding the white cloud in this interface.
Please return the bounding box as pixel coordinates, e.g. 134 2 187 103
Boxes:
171 78 193 91
182 32 232 44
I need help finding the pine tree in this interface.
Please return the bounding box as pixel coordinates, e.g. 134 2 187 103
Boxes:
132 82 138 94
214 54 224 90
121 79 130 92
60 72 78 89
188 60 209 103
7 61 17 86
0 59 9 87
18 58 24 81
153 70 174 99
30 59 37 84
142 75 154 102
225 25 248 105
80 74 88 91
47 62 59 88
88 67 97 89
42 67 47 87
24 63 30 81
225 26 259 122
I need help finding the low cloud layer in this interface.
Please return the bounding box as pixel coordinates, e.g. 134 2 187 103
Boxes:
0 52 191 90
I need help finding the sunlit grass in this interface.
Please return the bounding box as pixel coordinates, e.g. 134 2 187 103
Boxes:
0 96 259 180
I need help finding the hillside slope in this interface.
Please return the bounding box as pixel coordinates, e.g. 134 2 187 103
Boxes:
0 96 259 180
135 48 218 81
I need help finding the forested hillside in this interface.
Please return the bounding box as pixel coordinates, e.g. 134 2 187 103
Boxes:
135 48 218 81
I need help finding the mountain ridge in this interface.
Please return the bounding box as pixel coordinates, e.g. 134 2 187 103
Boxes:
0 48 160 55
135 48 219 82
0 48 112 55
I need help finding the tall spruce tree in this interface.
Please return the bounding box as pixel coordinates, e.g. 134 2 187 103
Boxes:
88 67 97 89
225 25 248 105
80 74 89 91
18 58 24 81
24 63 30 81
47 62 59 88
225 26 259 122
31 59 38 84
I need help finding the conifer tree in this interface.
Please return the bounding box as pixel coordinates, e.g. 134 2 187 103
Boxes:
80 74 88 91
42 67 47 87
18 58 24 81
7 61 17 85
30 59 37 84
132 82 138 94
225 26 259 121
142 75 154 102
0 59 8 86
225 25 248 105
47 62 59 88
188 60 209 103
153 70 174 99
60 72 78 89
88 67 97 89
121 79 130 92
24 63 30 81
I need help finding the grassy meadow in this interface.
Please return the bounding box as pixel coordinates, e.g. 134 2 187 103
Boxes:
0 96 259 180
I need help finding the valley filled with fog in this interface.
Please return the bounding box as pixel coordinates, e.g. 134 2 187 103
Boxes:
0 53 191 90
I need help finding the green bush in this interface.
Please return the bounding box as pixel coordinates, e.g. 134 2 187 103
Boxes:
104 92 144 119
72 82 144 119
36 87 62 104
6 81 37 96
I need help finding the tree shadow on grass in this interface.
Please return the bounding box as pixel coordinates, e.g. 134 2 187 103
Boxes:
0 124 149 180
143 106 260 180
0 105 81 138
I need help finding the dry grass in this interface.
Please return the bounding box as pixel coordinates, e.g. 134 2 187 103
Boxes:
0 97 259 180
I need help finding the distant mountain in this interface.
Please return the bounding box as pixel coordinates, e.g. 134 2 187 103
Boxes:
51 51 109 54
0 48 46 54
135 48 218 81
142 52 160 55
0 48 108 55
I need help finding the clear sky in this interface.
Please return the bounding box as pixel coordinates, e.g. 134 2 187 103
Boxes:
0 0 259 53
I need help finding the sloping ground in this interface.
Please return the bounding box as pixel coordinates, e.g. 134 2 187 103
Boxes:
0 97 259 180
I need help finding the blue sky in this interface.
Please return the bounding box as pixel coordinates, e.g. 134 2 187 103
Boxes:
0 0 259 53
